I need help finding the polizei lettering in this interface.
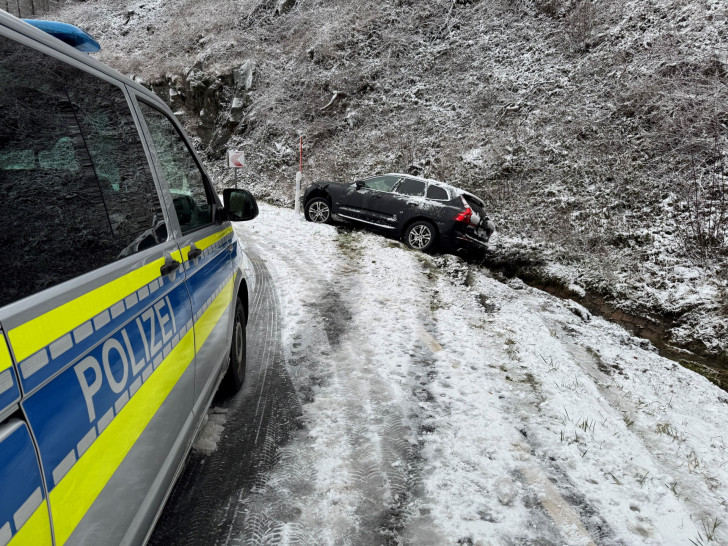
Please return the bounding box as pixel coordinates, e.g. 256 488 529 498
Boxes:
74 295 177 423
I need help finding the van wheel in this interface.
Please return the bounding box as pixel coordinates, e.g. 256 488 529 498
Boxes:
226 298 246 391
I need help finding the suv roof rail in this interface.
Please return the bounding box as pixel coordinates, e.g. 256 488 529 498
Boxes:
22 19 100 52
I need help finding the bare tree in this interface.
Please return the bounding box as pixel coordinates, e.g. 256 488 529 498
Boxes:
680 150 727 264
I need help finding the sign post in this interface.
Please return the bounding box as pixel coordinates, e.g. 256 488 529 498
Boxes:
227 150 245 188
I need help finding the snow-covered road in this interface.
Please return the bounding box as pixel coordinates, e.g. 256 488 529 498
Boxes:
158 203 728 545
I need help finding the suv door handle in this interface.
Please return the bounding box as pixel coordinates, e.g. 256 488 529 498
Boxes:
160 259 180 277
407 201 419 207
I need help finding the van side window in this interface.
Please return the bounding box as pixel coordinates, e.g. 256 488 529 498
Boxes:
0 36 166 307
138 103 212 234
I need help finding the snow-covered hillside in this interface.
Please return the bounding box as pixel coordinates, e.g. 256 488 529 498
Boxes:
43 1 727 370
227 204 728 545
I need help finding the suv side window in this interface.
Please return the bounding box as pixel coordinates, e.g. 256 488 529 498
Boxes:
0 36 166 307
396 179 426 197
138 103 212 234
426 185 449 201
362 175 400 192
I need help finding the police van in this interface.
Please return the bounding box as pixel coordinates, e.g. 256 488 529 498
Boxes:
0 11 259 545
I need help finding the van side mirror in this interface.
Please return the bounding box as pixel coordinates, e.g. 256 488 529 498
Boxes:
223 188 259 221
355 181 365 189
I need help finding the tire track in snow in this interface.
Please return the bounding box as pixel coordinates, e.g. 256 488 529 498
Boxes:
419 343 587 543
471 329 619 545
231 224 429 545
149 244 303 545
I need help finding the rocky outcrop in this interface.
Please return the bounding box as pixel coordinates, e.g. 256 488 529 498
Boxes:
149 61 256 159
275 0 296 15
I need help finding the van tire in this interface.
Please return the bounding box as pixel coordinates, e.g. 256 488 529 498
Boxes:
226 298 246 391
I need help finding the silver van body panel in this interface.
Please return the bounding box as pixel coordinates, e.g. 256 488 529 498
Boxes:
67 363 196 545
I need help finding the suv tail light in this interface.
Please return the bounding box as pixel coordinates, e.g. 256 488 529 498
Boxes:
454 198 473 224
454 208 472 223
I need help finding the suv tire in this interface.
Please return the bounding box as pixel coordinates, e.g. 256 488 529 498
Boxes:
404 220 437 252
304 197 331 223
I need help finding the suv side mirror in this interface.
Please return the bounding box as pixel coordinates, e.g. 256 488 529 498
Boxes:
355 180 365 189
223 188 259 221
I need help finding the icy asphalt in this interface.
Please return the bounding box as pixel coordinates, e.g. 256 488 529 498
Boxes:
151 203 728 545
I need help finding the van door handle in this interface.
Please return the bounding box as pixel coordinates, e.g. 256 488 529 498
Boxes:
160 259 180 277
407 201 419 207
188 248 202 260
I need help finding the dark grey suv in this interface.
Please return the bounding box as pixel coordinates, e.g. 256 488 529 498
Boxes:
303 173 495 253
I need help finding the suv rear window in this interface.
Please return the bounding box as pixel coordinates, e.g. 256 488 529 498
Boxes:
0 36 166 306
463 194 486 212
426 185 449 201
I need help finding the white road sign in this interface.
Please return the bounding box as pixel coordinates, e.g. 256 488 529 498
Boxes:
227 150 245 168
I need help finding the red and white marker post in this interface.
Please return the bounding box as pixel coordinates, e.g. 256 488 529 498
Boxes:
295 136 302 215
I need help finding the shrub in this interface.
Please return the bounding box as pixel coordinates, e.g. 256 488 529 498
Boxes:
679 156 727 264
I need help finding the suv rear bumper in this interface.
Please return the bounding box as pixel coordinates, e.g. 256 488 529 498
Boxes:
440 232 488 252
440 221 493 252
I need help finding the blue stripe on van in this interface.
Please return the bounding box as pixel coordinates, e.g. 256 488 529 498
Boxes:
0 421 47 541
185 239 233 319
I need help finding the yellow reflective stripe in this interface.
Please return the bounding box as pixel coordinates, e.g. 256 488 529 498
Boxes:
195 277 234 351
180 226 233 261
9 258 165 364
0 334 11 373
8 502 52 545
197 226 232 251
48 277 233 545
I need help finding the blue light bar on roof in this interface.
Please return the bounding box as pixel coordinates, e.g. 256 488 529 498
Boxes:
23 19 101 52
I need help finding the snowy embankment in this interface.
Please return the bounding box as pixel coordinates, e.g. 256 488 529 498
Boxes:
234 203 728 545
